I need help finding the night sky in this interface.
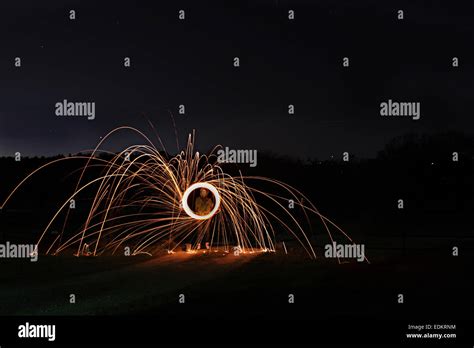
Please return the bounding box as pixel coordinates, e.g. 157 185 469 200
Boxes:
1 0 473 159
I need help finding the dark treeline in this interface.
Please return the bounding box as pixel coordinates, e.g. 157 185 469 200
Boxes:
0 131 472 240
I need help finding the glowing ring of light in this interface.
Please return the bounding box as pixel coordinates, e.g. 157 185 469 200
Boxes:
182 182 221 220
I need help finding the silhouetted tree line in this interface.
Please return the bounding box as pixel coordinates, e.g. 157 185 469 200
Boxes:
0 132 472 239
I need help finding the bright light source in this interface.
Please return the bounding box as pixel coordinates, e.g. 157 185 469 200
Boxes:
182 182 221 220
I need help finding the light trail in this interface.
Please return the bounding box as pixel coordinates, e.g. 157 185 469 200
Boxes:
1 127 369 263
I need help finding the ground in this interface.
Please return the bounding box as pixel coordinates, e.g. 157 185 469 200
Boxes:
0 240 472 320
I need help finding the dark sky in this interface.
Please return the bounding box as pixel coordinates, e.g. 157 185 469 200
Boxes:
0 0 473 159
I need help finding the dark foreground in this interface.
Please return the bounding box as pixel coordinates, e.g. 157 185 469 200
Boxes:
0 241 472 318
0 240 473 344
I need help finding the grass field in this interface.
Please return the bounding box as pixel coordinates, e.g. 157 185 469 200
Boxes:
0 239 472 320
